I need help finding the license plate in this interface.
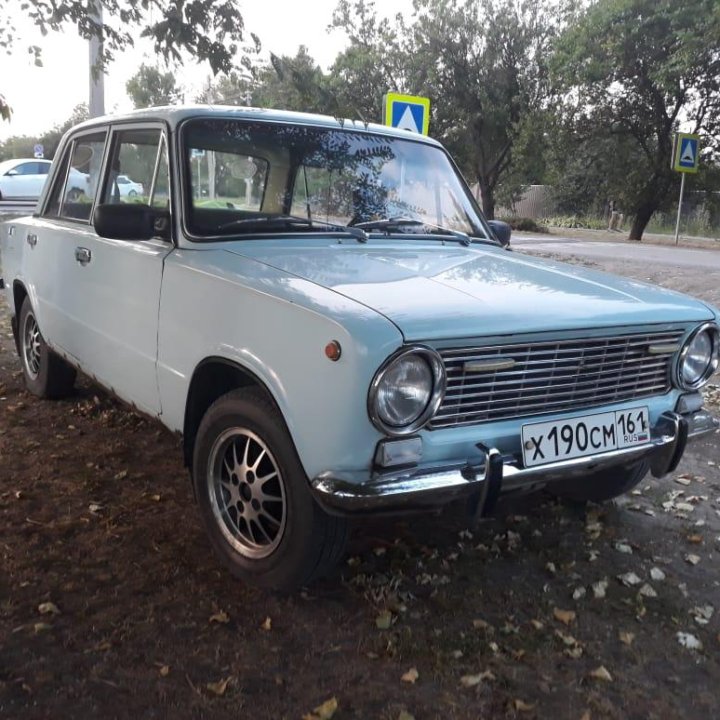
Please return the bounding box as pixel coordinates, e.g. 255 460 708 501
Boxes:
521 407 650 468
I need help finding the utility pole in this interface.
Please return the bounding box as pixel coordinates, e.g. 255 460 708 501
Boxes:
88 1 105 118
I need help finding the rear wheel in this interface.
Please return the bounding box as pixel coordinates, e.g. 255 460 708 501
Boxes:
192 387 348 590
19 297 76 398
548 460 649 503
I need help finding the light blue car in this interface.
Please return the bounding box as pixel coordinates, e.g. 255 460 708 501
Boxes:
1 107 718 590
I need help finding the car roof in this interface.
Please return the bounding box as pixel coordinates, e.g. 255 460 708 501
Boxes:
68 104 444 147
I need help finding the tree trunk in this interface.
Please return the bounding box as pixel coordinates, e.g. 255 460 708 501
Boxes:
478 179 495 220
628 202 656 241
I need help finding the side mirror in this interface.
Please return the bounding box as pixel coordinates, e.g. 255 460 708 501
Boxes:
94 203 170 241
487 219 511 248
5 169 18 177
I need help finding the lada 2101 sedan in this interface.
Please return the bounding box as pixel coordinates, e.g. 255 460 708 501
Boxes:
1 106 718 590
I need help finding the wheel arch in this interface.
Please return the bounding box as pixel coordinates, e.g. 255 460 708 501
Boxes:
182 356 284 468
11 280 29 355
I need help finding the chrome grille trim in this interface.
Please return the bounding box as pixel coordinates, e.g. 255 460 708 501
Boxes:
429 330 684 429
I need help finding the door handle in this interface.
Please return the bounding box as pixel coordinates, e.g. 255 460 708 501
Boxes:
75 246 92 265
26 233 37 247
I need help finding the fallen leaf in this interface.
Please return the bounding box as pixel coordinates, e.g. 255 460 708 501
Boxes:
206 676 232 696
618 572 642 587
209 610 230 624
619 631 635 646
88 503 103 514
530 619 544 630
564 646 583 659
553 608 576 625
375 610 393 630
589 666 613 682
592 579 609 598
685 554 701 566
302 697 338 720
513 699 535 712
260 616 272 631
398 712 416 720
614 542 633 554
460 670 495 687
159 665 170 677
573 587 586 600
579 712 591 720
638 583 658 598
38 602 60 616
674 476 692 486
113 470 128 480
677 632 703 650
401 667 419 684
687 534 703 545
33 622 51 633
650 567 666 581
472 618 492 631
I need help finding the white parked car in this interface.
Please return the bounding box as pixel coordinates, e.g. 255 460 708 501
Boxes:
0 157 89 201
1 107 718 590
116 174 144 197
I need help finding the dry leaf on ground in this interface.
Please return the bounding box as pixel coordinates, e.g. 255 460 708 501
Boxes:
302 697 338 720
401 668 419 684
619 631 635 646
677 632 703 650
206 676 232 696
38 602 60 616
554 608 576 625
376 610 393 629
460 670 495 687
513 699 535 712
260 616 272 631
589 666 613 682
209 610 230 624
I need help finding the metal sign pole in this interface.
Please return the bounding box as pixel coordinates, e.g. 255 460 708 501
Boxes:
674 172 686 246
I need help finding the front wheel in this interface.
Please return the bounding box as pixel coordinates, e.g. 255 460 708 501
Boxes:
192 388 348 590
19 297 76 398
548 460 649 503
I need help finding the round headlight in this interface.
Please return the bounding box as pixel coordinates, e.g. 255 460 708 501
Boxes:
678 324 719 390
369 347 446 435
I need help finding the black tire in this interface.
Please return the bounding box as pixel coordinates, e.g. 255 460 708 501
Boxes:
192 387 349 590
548 460 649 503
18 297 76 398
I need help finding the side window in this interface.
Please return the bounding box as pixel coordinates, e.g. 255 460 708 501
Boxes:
45 131 107 221
14 162 37 176
102 128 162 206
37 163 50 175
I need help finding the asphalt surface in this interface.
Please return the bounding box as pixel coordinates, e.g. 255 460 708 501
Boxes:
513 234 720 270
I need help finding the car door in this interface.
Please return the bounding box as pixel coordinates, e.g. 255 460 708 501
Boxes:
28 123 172 416
64 123 173 415
21 130 109 362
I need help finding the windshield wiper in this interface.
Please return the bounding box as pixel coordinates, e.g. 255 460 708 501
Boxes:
217 214 368 243
352 217 493 247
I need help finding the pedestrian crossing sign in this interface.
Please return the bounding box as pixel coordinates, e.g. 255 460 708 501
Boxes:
672 133 700 173
382 93 430 136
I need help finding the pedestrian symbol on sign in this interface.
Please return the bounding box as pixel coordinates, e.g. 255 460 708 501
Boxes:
672 133 699 174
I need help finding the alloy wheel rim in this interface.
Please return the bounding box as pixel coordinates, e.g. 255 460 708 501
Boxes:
22 311 42 380
207 427 287 559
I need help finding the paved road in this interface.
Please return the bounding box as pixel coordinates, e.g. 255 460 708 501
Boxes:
513 234 720 270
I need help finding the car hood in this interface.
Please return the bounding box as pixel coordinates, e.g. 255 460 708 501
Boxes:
225 240 714 340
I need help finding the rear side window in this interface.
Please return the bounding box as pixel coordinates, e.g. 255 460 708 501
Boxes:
45 131 107 221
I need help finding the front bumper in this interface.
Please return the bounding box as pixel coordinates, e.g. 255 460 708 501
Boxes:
311 409 718 514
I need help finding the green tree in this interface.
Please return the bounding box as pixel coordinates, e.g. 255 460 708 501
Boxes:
0 0 248 119
552 0 720 240
329 0 560 218
126 64 181 109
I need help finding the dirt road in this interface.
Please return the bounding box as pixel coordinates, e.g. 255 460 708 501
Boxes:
1 247 719 719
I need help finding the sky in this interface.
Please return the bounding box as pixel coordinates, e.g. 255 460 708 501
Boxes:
0 0 414 142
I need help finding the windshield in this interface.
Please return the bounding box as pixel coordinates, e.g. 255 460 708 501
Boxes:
182 118 490 240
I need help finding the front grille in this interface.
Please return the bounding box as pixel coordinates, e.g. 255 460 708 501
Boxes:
429 330 684 429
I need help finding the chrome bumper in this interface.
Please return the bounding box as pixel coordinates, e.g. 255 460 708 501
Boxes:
311 410 718 515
